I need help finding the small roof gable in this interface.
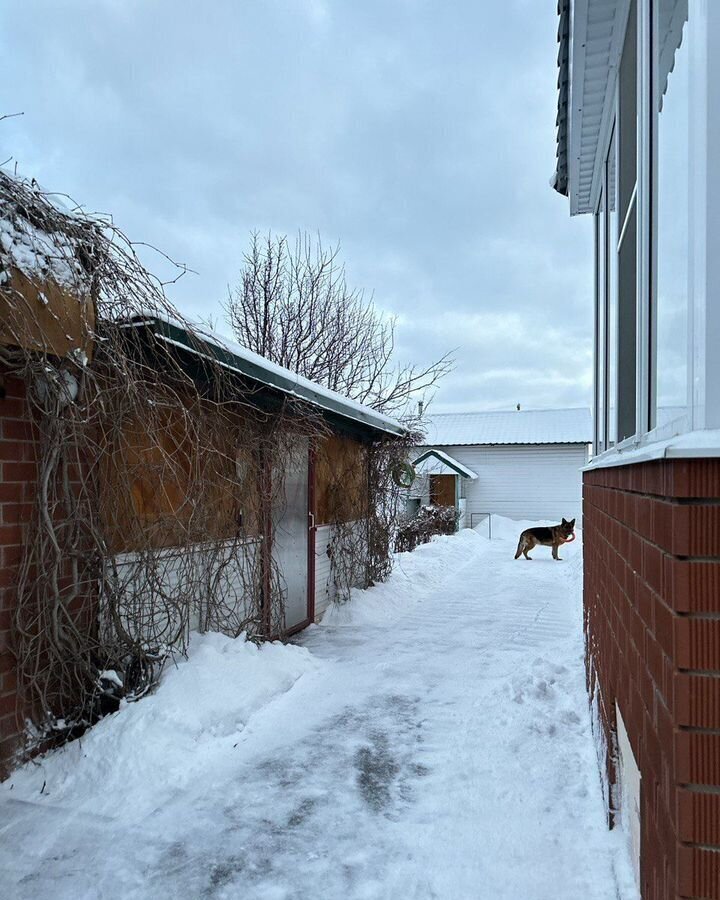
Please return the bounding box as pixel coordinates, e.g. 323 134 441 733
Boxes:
413 448 478 480
419 407 592 447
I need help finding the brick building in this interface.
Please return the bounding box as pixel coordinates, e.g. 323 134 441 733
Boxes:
0 373 38 776
553 1 720 897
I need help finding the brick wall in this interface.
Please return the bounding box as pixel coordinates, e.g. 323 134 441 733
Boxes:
0 371 38 779
584 459 720 900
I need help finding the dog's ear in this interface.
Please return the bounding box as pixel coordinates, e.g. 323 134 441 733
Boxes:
561 517 568 526
569 519 575 528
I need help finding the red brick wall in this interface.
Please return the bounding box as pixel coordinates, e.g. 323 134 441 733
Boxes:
584 460 720 900
0 371 38 779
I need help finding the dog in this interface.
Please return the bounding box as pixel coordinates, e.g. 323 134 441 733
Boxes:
514 518 576 561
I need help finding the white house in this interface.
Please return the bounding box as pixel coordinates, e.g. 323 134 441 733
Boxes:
410 407 591 526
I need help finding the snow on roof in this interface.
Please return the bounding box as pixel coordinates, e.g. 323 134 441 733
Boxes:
0 169 93 292
413 449 478 479
129 312 406 438
419 407 592 447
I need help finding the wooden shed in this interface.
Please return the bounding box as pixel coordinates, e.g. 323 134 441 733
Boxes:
109 313 406 635
0 170 407 776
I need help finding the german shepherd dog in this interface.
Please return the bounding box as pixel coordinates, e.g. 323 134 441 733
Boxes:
514 518 576 561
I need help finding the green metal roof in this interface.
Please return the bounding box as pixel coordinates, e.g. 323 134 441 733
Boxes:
127 313 406 438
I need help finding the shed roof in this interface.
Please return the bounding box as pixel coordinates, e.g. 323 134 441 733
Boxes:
419 407 592 447
126 313 406 438
413 449 478 480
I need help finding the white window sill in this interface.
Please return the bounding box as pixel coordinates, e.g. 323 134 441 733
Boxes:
584 428 720 470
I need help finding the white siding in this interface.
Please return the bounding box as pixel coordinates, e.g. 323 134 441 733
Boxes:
314 524 334 619
433 443 588 525
407 473 430 505
313 520 368 619
105 538 261 646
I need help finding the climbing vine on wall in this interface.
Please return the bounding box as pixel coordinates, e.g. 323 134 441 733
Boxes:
0 171 416 752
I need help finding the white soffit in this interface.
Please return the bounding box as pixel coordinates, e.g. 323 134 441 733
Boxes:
569 0 630 215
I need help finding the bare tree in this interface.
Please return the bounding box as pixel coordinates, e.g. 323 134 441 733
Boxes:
225 232 453 416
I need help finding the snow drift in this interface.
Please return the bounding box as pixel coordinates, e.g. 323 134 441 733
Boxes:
4 632 319 817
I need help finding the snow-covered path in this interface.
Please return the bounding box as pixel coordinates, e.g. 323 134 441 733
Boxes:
0 524 637 899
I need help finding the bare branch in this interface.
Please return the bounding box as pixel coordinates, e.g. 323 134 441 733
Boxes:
225 231 454 418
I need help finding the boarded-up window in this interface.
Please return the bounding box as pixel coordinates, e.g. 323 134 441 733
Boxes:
0 269 95 360
315 434 368 526
429 474 456 507
101 403 261 553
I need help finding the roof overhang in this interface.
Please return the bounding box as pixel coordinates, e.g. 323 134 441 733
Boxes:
552 0 570 196
555 0 631 215
412 449 478 480
122 314 406 439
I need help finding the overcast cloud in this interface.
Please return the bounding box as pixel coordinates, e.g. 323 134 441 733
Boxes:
3 0 592 413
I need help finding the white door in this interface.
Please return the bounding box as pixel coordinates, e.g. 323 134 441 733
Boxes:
272 440 309 630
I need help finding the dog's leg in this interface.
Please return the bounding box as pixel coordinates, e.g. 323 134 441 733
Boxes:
552 542 561 561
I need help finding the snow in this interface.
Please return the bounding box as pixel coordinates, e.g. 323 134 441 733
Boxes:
419 407 592 446
97 670 124 689
0 199 89 291
0 521 637 900
2 633 318 821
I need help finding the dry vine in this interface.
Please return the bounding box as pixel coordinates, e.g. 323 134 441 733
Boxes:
0 171 415 752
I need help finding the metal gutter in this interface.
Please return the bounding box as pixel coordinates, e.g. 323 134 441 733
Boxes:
552 0 571 197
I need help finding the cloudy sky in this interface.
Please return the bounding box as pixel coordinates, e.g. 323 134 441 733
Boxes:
3 0 592 414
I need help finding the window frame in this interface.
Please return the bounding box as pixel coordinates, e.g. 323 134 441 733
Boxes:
646 0 691 441
593 191 606 454
616 0 638 445
590 0 717 460
691 0 720 432
593 123 617 457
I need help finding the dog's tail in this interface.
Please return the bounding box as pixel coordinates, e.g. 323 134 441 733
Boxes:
514 533 525 560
